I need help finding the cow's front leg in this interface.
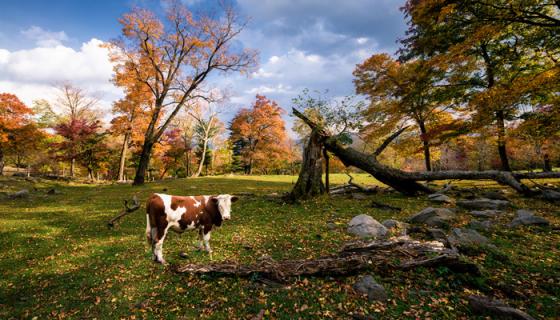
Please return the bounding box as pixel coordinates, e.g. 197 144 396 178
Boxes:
203 227 213 259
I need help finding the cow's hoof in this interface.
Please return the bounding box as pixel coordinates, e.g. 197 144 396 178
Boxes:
179 251 188 259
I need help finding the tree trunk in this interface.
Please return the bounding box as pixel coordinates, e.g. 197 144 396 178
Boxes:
117 132 130 181
418 121 432 171
0 147 4 176
289 130 325 200
192 139 208 178
496 110 511 171
323 147 330 193
133 140 154 185
70 158 76 178
543 153 552 172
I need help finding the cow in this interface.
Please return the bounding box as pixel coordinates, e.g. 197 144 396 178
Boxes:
145 193 238 264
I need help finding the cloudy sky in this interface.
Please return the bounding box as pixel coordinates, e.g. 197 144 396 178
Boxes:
0 0 407 131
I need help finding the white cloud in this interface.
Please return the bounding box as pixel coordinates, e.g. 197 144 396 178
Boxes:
21 26 69 47
0 38 122 118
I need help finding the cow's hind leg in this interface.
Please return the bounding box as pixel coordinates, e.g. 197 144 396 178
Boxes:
153 225 169 265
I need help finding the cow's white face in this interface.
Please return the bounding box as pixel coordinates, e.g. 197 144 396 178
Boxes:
214 194 238 220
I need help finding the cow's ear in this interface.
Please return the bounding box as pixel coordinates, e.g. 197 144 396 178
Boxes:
210 197 219 204
231 196 239 203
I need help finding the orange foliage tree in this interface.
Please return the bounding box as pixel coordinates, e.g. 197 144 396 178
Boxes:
0 93 34 175
354 54 461 171
107 2 257 185
229 95 291 174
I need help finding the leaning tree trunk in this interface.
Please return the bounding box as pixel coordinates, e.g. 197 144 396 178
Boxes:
418 121 432 172
323 148 330 193
289 130 326 200
192 138 208 178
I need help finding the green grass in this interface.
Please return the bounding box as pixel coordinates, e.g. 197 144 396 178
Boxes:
0 174 559 319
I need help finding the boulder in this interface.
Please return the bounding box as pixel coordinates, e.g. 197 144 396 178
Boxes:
457 198 511 210
408 207 456 228
8 189 29 199
428 228 447 242
353 275 388 302
508 210 550 228
428 193 454 204
470 210 502 218
480 190 508 201
348 214 388 239
468 220 494 232
448 228 490 248
541 189 560 202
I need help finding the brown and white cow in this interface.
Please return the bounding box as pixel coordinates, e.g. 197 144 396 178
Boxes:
146 193 238 264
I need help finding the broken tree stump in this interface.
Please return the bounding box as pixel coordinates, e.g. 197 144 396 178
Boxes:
174 238 480 281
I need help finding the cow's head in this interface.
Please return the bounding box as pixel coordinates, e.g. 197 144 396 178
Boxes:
212 194 238 220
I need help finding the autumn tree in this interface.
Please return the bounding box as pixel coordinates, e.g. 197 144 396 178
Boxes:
110 68 152 181
54 119 102 179
229 95 290 175
53 83 100 177
190 106 222 177
400 0 559 171
107 2 257 185
354 54 461 172
0 93 35 175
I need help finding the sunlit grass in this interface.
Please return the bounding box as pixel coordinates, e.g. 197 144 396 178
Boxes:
0 174 558 319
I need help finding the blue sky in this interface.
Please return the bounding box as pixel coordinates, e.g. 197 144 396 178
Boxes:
0 0 407 131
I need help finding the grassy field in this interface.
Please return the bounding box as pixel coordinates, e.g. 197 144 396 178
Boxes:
0 174 559 319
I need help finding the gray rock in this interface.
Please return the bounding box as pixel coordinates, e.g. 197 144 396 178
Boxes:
481 190 509 201
348 214 388 239
457 198 511 210
8 189 29 199
351 193 368 200
408 207 456 228
353 275 388 302
468 220 494 232
47 188 61 195
470 210 502 218
541 189 560 202
428 193 454 204
448 228 489 248
508 210 550 228
428 228 447 241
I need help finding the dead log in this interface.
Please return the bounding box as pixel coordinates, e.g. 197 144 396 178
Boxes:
175 239 480 280
107 196 141 228
468 295 535 320
292 108 560 197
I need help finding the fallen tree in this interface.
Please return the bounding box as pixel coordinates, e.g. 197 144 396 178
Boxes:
292 108 560 197
175 238 480 281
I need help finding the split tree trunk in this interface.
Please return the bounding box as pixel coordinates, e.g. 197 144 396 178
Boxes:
288 130 325 200
323 148 330 193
